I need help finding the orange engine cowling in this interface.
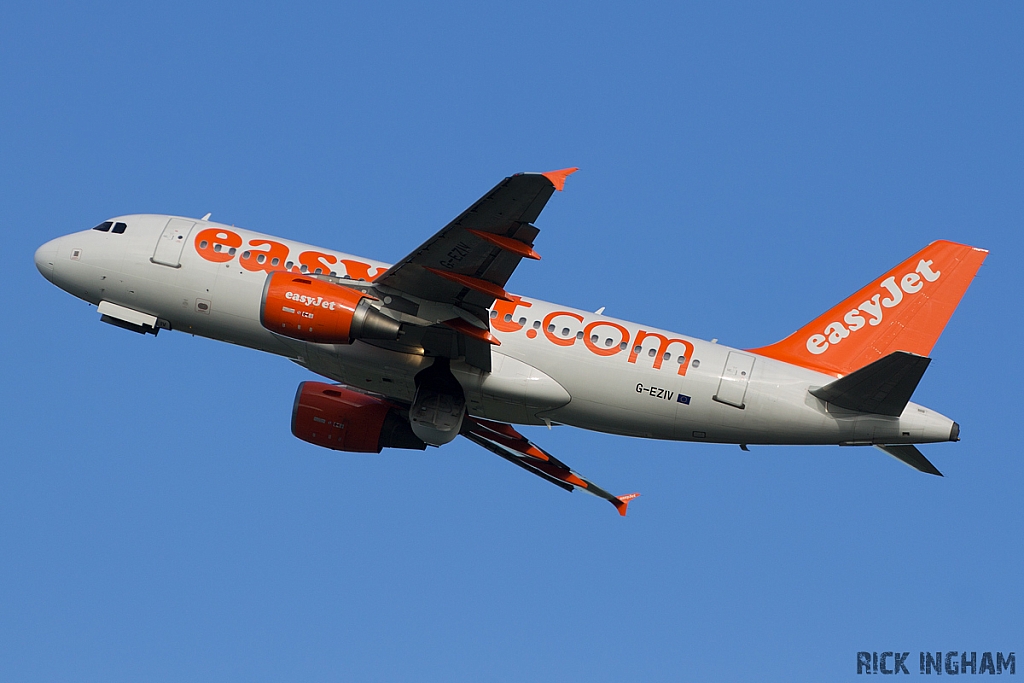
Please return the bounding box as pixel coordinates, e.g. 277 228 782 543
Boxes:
261 272 401 344
291 381 426 453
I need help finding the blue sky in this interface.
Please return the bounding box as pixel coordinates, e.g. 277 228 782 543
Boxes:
2 2 1022 680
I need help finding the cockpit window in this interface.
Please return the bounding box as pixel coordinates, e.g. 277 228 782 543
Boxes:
112 222 127 234
92 221 112 232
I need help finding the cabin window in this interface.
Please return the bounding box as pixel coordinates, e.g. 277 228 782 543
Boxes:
271 257 280 266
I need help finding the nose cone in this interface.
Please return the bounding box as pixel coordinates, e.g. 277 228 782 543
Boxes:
34 238 59 282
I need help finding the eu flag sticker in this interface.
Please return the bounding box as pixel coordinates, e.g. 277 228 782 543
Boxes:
677 394 691 405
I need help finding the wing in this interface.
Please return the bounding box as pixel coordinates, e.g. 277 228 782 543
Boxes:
463 417 640 516
375 168 575 305
371 169 577 370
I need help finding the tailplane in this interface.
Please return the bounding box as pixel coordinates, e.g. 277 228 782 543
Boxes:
809 351 931 417
749 240 987 376
875 444 943 477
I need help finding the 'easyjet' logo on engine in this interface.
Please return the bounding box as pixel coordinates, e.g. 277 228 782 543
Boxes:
286 292 339 310
806 259 941 355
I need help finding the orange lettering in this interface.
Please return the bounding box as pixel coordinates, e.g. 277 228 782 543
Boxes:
240 239 290 273
339 259 386 281
194 228 242 264
583 321 630 357
298 250 338 275
628 330 694 376
542 311 584 346
491 296 533 332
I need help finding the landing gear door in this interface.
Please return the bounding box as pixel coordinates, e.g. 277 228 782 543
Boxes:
151 218 196 268
714 351 755 409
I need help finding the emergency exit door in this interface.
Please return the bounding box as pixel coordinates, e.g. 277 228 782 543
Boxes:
714 351 755 409
151 218 195 267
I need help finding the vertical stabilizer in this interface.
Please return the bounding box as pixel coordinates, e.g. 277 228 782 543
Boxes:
748 241 987 376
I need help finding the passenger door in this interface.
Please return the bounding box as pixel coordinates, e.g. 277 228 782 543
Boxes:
714 351 755 409
151 218 195 267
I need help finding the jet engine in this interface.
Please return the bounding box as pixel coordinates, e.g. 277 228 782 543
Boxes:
261 272 400 344
410 359 467 446
291 381 425 453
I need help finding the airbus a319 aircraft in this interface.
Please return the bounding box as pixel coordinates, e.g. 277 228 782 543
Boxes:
35 169 987 515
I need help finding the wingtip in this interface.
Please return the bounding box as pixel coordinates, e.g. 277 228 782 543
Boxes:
542 167 579 191
615 492 640 517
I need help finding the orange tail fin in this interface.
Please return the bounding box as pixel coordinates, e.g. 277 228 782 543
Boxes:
748 240 988 377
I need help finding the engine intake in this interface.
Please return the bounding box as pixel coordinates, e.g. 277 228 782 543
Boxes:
261 272 400 344
291 381 426 453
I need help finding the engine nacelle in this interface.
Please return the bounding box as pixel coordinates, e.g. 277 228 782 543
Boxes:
291 381 426 453
261 272 400 344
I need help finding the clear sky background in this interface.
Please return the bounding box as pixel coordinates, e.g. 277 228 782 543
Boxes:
2 2 1022 681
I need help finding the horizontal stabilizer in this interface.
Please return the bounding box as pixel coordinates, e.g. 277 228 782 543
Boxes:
875 444 943 476
810 351 930 416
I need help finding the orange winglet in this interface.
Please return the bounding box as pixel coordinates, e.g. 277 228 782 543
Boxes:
466 230 541 260
615 492 640 517
425 267 513 302
541 167 579 192
442 317 500 346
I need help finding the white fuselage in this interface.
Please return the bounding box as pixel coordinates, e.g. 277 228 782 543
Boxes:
34 215 957 447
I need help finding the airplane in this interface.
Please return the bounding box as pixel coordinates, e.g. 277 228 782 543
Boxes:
34 168 987 515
